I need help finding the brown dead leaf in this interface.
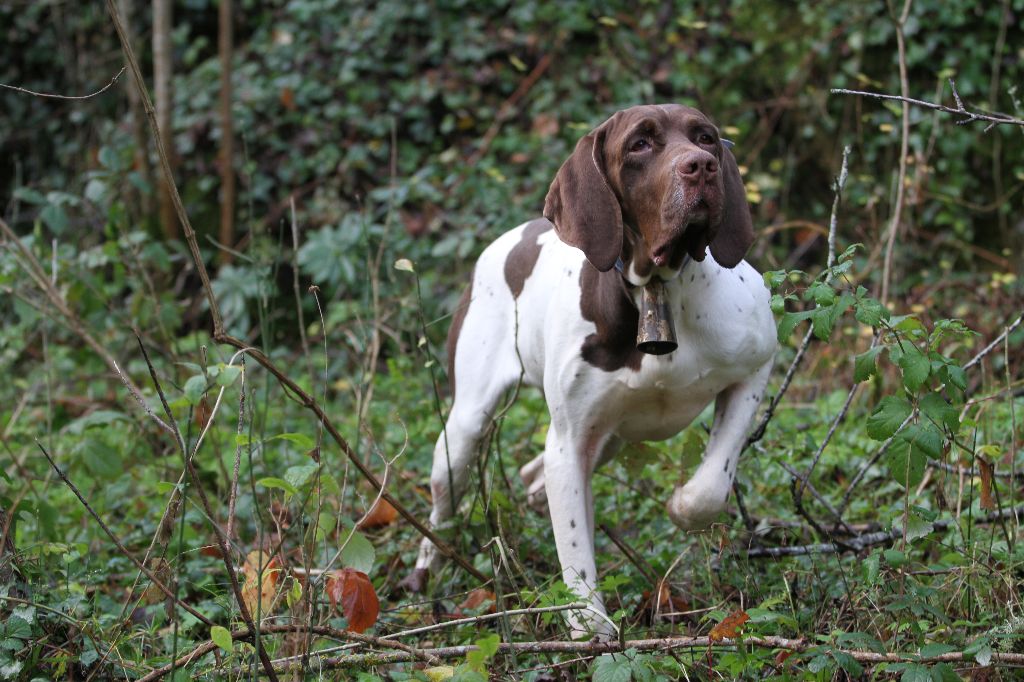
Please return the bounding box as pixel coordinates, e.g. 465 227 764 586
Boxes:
241 550 282 619
280 86 296 111
357 498 398 530
978 457 995 510
325 568 379 633
708 609 750 642
455 588 495 616
637 584 690 624
199 544 223 558
774 649 793 667
141 558 171 605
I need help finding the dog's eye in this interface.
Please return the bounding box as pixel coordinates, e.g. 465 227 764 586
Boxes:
698 133 715 145
630 138 651 153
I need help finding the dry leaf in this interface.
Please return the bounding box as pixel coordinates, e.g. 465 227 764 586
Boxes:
774 649 793 666
280 86 296 111
709 609 750 642
241 550 282 619
141 558 171 605
455 588 495 615
978 457 995 510
357 498 398 530
325 568 379 633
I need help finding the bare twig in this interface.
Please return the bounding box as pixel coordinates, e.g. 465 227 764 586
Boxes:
35 442 213 626
0 67 126 100
742 504 1024 559
223 632 1024 673
135 340 279 682
831 81 1024 130
137 623 442 682
879 0 913 305
963 313 1022 370
746 147 851 451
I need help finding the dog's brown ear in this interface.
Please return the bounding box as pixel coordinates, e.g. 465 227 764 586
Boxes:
543 121 623 273
709 146 754 268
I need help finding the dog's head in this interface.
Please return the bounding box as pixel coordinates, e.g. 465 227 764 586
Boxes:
543 104 753 279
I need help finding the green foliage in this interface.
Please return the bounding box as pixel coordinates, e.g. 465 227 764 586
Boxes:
0 0 1022 679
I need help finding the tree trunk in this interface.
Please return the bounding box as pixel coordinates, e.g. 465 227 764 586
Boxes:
218 0 236 263
152 0 177 239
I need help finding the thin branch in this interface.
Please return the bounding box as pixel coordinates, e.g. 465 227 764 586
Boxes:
35 442 213 626
880 0 913 305
227 632 1024 673
743 503 1024 559
137 623 442 682
0 67 126 100
745 147 851 451
135 340 279 682
831 81 1024 129
964 313 1022 370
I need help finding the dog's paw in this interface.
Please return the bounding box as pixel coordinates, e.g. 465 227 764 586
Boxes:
397 567 429 594
519 455 548 513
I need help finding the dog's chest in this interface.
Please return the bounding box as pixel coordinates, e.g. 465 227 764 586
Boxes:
587 260 775 441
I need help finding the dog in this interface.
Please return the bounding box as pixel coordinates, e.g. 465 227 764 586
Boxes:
403 104 777 637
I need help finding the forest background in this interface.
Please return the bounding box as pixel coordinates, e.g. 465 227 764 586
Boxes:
1 0 1023 679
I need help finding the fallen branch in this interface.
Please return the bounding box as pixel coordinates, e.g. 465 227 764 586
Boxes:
137 623 442 682
232 632 1024 673
741 504 1024 559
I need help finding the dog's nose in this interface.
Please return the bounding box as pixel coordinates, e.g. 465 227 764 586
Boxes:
676 151 718 182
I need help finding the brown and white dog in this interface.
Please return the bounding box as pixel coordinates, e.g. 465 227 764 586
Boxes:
405 104 776 637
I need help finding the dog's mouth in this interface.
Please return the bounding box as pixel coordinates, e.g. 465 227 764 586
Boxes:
651 202 716 268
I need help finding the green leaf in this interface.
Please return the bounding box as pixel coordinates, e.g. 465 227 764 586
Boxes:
899 663 932 682
215 364 242 387
854 296 888 326
592 654 632 682
210 625 234 653
896 345 931 392
866 396 912 440
183 374 207 406
256 477 299 496
67 410 130 434
837 631 886 654
885 440 927 489
832 651 863 677
929 662 961 682
900 422 944 459
853 346 883 382
939 363 967 392
340 528 375 573
919 643 957 658
270 432 316 451
777 310 813 342
284 463 320 491
919 392 959 431
39 202 68 234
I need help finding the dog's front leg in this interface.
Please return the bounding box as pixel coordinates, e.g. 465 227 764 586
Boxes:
542 427 614 639
668 359 773 530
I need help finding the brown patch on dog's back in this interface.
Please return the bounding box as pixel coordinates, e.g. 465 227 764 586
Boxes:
504 219 552 298
446 273 473 398
579 263 643 371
